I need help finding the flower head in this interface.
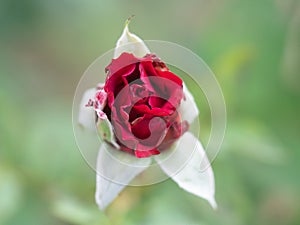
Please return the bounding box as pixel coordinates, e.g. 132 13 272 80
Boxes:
89 52 187 158
78 20 216 211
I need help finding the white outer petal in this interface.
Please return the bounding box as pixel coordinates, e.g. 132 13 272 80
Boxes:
179 83 199 125
95 143 151 210
78 85 119 150
78 88 96 131
114 24 150 58
155 132 216 209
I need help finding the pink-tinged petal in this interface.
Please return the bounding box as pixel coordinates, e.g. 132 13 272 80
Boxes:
95 143 151 210
78 88 97 131
155 132 217 209
95 89 107 107
96 83 105 90
96 110 107 120
94 89 108 120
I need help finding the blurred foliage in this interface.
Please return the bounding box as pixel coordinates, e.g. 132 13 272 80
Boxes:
0 0 300 224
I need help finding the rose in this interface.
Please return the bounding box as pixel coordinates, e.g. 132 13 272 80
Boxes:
78 21 217 211
101 52 188 158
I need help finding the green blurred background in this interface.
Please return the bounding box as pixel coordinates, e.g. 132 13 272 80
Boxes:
1 0 300 224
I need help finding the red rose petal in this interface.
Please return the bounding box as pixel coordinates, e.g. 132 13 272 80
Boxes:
102 52 187 158
135 149 160 158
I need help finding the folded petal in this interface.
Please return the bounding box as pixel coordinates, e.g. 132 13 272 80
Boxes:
95 143 151 210
78 88 97 131
114 20 150 58
155 132 216 209
179 83 199 125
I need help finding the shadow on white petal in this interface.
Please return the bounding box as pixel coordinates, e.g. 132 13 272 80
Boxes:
155 132 216 209
179 83 199 125
95 143 151 210
78 88 97 131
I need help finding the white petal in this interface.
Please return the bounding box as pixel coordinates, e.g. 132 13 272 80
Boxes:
78 88 96 131
114 21 150 58
155 132 216 209
179 83 199 125
78 86 119 148
95 143 151 210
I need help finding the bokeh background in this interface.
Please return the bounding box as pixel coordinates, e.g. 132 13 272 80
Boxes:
1 0 300 224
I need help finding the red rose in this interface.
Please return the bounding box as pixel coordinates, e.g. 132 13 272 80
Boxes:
102 52 188 158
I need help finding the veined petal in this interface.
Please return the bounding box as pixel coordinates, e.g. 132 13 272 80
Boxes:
179 83 199 124
155 132 216 209
114 19 150 58
78 88 97 131
95 143 151 210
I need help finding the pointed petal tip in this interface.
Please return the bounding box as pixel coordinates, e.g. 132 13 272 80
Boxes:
96 201 104 211
125 15 135 27
95 193 105 211
209 197 218 210
156 132 216 211
114 19 150 58
97 202 107 211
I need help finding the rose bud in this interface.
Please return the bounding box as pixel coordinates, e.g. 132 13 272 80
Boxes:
78 19 216 211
